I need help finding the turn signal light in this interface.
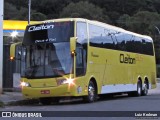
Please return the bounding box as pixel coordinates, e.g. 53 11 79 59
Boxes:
10 56 14 61
71 50 76 56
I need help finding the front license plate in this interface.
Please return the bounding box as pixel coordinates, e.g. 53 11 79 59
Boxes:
40 90 50 94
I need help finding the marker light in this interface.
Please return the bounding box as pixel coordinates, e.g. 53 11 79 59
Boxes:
10 31 18 38
10 56 14 61
71 50 76 56
71 51 75 54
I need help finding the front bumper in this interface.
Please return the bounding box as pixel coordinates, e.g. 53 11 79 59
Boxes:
22 84 77 99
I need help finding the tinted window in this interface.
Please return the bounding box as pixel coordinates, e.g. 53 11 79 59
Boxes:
89 24 115 49
104 29 117 49
142 39 154 55
89 24 154 56
134 37 143 53
23 22 74 45
77 22 87 45
76 22 88 76
126 35 154 55
116 32 126 51
125 34 135 52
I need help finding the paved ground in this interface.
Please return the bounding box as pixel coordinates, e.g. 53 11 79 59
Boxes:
0 79 159 105
0 82 159 120
0 92 23 104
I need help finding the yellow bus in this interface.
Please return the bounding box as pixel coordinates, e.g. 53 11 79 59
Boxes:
19 18 156 104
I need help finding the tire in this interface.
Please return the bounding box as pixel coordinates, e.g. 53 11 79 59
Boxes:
128 81 142 97
142 82 148 96
83 81 97 103
136 81 142 96
40 97 52 105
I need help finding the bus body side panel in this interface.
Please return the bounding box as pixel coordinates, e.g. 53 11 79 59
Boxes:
88 46 156 95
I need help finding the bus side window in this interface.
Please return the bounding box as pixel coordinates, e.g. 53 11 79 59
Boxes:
116 32 126 51
104 29 115 50
76 22 88 76
76 46 85 76
125 34 133 52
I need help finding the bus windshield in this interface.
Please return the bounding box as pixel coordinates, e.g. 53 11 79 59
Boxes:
21 21 74 78
21 43 73 78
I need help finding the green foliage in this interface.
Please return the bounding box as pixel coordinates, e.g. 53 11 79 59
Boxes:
60 1 110 23
126 11 160 34
117 14 130 28
31 12 47 21
3 0 160 63
31 0 70 19
4 0 160 24
4 2 19 20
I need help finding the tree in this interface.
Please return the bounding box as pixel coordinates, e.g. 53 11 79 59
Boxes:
152 0 160 13
126 11 160 35
125 11 160 64
31 12 47 21
4 1 47 21
16 7 29 20
59 1 110 23
5 0 28 9
89 0 152 15
117 14 130 29
32 0 70 19
4 2 19 20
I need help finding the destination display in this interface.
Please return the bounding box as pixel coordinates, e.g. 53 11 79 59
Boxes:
23 21 74 45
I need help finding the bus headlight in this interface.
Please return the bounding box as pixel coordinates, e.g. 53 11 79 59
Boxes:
20 82 31 87
57 78 75 85
62 78 74 85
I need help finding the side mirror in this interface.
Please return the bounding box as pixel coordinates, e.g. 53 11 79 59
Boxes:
10 43 16 61
10 42 22 61
70 37 77 56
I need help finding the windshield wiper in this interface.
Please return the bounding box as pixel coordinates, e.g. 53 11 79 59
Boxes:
25 66 37 78
53 68 65 76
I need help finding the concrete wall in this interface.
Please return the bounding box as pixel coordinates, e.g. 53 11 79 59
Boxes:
0 0 4 94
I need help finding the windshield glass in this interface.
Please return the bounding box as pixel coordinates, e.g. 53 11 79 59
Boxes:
21 43 73 78
21 21 74 78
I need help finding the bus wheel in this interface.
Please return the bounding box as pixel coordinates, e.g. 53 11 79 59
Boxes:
84 80 97 103
142 82 148 96
128 81 142 97
136 81 142 96
40 97 52 105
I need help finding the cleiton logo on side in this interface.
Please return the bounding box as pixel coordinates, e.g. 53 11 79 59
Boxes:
28 24 54 32
120 54 136 64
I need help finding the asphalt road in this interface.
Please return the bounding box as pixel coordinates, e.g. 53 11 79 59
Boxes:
0 83 160 120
